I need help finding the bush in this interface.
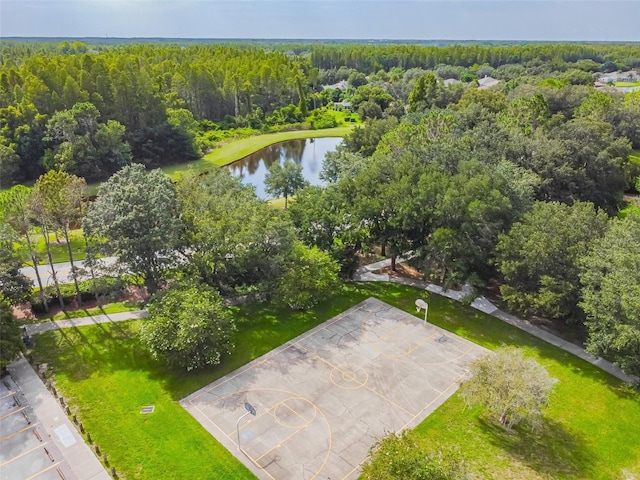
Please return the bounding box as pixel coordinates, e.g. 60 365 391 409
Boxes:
30 277 124 313
460 347 557 431
308 110 338 129
361 430 473 480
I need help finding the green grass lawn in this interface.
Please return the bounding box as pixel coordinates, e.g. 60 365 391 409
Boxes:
324 108 360 125
620 203 640 219
616 81 640 87
18 228 87 266
31 282 640 479
161 126 352 181
34 301 142 322
267 196 289 209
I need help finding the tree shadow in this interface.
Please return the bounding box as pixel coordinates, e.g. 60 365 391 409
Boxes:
31 320 151 383
534 345 640 401
477 415 594 478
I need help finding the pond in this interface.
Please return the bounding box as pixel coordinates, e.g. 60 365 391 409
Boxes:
227 137 342 199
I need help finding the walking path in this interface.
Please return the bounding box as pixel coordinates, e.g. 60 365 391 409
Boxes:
354 260 639 384
22 256 637 385
6 357 111 480
25 310 148 336
11 256 636 479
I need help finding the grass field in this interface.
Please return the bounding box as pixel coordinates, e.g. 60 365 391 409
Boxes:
35 301 141 322
616 81 640 87
267 196 289 209
18 228 87 266
31 282 640 479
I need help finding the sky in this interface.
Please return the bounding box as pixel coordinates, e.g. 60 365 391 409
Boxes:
1 0 640 41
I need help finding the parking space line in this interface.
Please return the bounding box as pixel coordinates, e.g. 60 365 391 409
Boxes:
0 441 49 468
24 461 62 480
0 423 38 443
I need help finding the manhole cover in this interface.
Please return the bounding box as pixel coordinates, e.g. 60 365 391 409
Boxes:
140 406 155 414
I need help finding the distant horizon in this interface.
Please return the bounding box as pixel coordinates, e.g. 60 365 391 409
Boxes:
2 1 640 42
3 37 639 44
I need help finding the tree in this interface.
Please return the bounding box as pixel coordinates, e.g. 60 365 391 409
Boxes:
343 116 398 157
93 120 133 174
408 72 443 112
264 159 308 209
579 214 640 377
0 224 32 305
177 169 295 294
83 164 181 293
28 182 66 309
499 93 551 135
361 430 473 480
509 118 631 214
320 147 366 183
140 281 236 371
348 71 367 88
495 201 609 322
43 102 99 173
277 241 340 310
0 295 23 368
289 183 366 277
460 347 557 431
0 185 49 311
358 100 383 121
423 160 514 286
43 102 132 181
0 144 20 188
350 85 394 111
352 152 421 272
31 171 86 304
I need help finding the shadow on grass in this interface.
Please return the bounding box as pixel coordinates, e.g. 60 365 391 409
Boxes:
528 339 640 402
155 283 378 400
33 319 156 383
478 416 593 478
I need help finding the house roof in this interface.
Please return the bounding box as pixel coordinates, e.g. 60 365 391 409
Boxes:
323 80 349 90
478 76 500 89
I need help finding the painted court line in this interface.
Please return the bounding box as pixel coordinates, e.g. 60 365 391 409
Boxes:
181 298 488 480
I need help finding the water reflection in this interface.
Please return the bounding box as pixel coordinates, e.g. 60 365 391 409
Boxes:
228 137 342 199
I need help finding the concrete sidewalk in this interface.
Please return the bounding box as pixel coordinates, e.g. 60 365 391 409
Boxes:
7 357 111 480
355 258 638 385
26 310 148 336
24 256 638 384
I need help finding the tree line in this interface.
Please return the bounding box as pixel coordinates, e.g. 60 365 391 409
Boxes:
2 40 639 187
0 163 341 369
0 43 310 185
308 42 640 72
288 73 640 377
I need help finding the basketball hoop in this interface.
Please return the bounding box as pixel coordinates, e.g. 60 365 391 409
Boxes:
415 299 429 323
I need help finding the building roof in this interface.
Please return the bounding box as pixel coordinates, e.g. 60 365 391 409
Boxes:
323 80 349 90
478 75 500 90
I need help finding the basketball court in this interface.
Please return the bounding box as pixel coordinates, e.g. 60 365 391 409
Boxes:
181 297 488 480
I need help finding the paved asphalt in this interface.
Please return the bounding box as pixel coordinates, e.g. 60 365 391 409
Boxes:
20 257 118 285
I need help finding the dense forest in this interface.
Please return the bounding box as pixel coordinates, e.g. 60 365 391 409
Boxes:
1 40 640 378
1 40 639 185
